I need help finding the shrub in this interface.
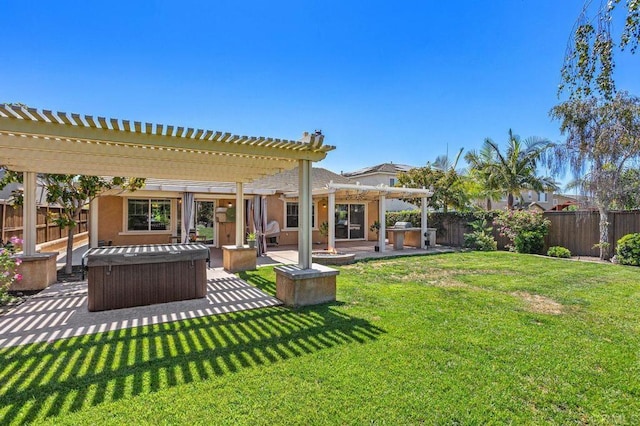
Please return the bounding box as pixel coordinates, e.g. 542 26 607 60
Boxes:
463 219 497 251
494 210 550 254
616 233 640 266
547 246 571 258
0 236 23 305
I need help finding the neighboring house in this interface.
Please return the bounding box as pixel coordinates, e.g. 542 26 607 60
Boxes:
488 191 578 211
341 162 417 211
96 167 385 248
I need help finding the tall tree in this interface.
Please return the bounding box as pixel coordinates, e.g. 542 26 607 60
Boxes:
472 130 557 210
464 143 502 210
0 172 145 273
551 91 640 259
396 149 469 212
617 166 640 209
561 1 640 99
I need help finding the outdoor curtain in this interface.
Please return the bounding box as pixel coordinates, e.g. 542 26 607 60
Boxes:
253 195 267 256
245 196 267 256
181 192 195 243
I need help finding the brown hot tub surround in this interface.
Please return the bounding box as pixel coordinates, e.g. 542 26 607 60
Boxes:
85 243 210 312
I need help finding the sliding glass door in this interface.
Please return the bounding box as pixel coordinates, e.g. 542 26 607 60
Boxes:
194 200 216 245
335 203 366 240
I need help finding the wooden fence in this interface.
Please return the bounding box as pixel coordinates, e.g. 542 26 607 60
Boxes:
434 210 640 257
0 203 89 245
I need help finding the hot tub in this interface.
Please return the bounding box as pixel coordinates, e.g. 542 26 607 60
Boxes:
85 243 210 312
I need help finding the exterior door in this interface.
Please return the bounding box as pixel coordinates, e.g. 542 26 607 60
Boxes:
335 203 366 240
194 201 216 245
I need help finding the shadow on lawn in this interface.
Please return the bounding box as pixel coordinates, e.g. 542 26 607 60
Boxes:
0 301 383 424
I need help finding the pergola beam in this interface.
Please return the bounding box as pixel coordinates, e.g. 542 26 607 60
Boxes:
0 106 333 162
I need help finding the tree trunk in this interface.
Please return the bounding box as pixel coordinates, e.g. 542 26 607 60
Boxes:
507 193 514 210
486 198 492 211
598 206 610 261
65 225 75 274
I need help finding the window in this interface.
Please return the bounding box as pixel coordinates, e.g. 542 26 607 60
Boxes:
127 199 171 231
389 178 396 186
284 201 315 229
538 192 548 203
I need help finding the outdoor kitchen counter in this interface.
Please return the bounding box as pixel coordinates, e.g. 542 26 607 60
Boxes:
386 227 423 250
386 222 437 250
85 243 210 312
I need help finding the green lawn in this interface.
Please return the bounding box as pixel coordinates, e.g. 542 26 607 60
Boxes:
2 252 640 424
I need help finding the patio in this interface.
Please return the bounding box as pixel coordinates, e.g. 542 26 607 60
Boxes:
0 268 281 349
1 241 453 349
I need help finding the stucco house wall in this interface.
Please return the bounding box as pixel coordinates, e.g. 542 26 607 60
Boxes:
342 163 418 212
96 167 396 249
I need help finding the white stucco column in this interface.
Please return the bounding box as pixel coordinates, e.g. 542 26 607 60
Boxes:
421 196 428 249
379 194 386 252
23 172 37 256
90 197 99 248
298 159 312 269
235 182 244 248
328 190 336 251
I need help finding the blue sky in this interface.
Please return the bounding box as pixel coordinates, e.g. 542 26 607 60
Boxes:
1 1 639 181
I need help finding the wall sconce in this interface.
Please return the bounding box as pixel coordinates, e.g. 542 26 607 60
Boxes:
322 203 327 208
228 202 233 208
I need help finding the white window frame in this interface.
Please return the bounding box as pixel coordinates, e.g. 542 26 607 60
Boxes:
282 200 318 231
121 198 174 235
538 192 548 203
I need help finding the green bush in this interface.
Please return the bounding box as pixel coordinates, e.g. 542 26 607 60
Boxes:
616 233 640 266
494 210 550 254
547 246 571 258
514 230 545 254
464 232 497 251
463 218 497 251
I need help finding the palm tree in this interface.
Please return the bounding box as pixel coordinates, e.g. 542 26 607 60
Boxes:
430 148 469 212
464 143 502 210
468 129 557 210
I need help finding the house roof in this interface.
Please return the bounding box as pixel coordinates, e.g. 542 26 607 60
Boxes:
248 167 353 192
137 167 352 195
342 162 414 177
0 104 334 183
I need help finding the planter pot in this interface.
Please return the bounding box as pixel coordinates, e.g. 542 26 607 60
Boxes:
374 245 380 252
248 240 256 249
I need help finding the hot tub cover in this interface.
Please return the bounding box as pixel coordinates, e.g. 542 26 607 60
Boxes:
85 243 210 267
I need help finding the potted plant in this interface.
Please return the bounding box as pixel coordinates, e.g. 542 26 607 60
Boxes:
246 232 257 249
319 221 329 249
370 220 381 251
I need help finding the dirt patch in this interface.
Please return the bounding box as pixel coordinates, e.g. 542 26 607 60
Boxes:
511 291 564 315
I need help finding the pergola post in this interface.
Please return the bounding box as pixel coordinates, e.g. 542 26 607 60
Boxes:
379 194 386 252
421 196 428 249
298 159 312 269
328 190 336 251
14 171 57 290
23 172 37 256
222 181 255 272
235 182 244 247
90 197 99 248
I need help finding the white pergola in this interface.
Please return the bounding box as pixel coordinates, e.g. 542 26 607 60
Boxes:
283 181 433 252
0 103 334 269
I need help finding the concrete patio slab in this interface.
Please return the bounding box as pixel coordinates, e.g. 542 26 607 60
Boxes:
0 267 281 349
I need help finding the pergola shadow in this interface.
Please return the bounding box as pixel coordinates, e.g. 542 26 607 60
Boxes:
0 303 384 424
